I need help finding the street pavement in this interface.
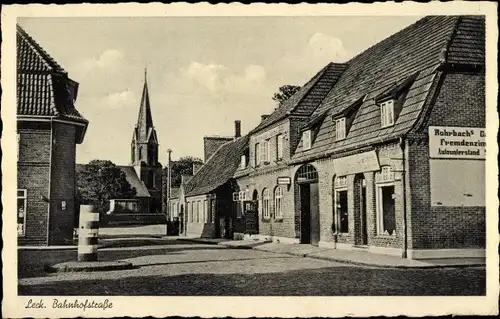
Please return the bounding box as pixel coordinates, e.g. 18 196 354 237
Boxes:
18 240 485 296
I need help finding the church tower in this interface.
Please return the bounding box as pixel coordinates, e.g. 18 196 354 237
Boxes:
131 69 163 214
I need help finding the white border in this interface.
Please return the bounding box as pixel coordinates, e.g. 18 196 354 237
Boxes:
2 2 499 318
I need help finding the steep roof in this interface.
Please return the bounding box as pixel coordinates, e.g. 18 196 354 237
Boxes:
250 62 347 134
116 166 151 198
292 16 485 163
17 25 88 128
134 69 156 144
185 136 250 197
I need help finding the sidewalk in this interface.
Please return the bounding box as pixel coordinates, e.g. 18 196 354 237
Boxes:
253 243 485 269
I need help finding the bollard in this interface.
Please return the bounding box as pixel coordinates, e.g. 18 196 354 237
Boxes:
78 205 99 262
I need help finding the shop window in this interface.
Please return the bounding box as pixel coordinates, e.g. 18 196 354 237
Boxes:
334 117 346 141
17 189 27 237
334 177 348 233
274 187 283 219
380 100 395 128
262 188 271 219
302 130 311 150
276 134 284 160
375 166 396 235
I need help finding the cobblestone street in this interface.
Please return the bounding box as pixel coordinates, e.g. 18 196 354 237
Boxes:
19 241 486 296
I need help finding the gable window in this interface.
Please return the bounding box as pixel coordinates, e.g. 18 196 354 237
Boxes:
276 134 284 160
302 130 311 150
255 143 260 166
334 118 346 141
262 188 271 219
375 166 396 236
17 189 27 237
274 187 283 219
380 100 395 128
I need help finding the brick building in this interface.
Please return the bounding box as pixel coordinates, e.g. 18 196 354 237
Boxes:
17 25 89 245
234 16 485 259
179 121 249 238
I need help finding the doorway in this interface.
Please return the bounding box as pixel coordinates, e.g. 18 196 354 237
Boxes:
295 164 320 246
354 174 368 245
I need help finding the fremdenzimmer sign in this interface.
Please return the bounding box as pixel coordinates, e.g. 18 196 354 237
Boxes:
428 126 486 159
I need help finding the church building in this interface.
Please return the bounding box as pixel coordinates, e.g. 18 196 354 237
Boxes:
103 71 164 224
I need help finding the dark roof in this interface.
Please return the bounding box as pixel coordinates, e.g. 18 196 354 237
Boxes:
292 16 485 163
250 62 347 134
185 136 250 197
116 166 151 198
17 25 88 126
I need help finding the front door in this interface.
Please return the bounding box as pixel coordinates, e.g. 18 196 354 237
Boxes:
309 183 320 246
299 184 311 244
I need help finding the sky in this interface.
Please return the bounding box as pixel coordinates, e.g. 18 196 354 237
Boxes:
18 16 423 165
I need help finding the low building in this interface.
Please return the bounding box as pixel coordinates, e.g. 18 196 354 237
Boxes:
17 25 89 245
234 15 485 260
182 121 249 238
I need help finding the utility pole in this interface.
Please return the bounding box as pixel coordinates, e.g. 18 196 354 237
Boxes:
167 149 172 220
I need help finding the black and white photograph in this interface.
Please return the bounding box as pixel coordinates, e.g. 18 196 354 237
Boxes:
1 2 498 318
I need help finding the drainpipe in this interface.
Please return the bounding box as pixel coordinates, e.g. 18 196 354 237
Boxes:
399 136 408 259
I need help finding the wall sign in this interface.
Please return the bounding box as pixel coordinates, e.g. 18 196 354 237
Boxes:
429 126 486 159
333 150 380 176
277 177 291 185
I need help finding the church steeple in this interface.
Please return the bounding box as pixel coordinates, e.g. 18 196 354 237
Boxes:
131 68 159 166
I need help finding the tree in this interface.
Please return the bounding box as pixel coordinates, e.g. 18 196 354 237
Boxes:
76 160 137 215
272 85 301 106
163 156 204 188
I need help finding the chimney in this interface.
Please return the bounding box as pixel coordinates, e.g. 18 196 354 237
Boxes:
234 120 241 138
261 114 269 122
193 162 203 175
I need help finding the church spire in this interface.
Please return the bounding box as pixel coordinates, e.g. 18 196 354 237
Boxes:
136 67 154 142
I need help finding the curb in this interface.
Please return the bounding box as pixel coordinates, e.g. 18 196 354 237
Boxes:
46 260 135 273
252 246 485 269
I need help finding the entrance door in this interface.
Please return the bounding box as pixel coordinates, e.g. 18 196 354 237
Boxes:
299 184 311 244
309 183 320 246
361 185 368 245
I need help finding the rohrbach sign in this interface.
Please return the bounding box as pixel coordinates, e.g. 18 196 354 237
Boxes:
429 126 486 159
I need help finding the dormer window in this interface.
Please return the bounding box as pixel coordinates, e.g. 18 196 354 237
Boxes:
302 130 311 150
380 100 395 128
240 155 246 169
334 117 346 141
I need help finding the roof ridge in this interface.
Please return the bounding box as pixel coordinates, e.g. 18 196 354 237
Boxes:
17 24 66 73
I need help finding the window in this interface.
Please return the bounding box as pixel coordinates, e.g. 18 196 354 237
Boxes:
274 187 283 219
176 203 180 218
302 130 311 150
204 200 209 222
17 133 21 161
152 172 156 188
260 141 267 163
197 201 201 223
266 139 271 162
375 166 396 235
276 134 284 160
255 143 260 166
334 176 348 233
188 202 193 223
335 118 346 140
240 155 246 169
17 189 27 237
380 100 395 128
262 188 271 219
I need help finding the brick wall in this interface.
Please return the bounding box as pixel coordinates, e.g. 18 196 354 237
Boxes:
17 122 52 246
407 71 486 250
49 122 77 245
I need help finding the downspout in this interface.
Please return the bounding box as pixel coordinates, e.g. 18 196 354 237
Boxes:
399 136 408 258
